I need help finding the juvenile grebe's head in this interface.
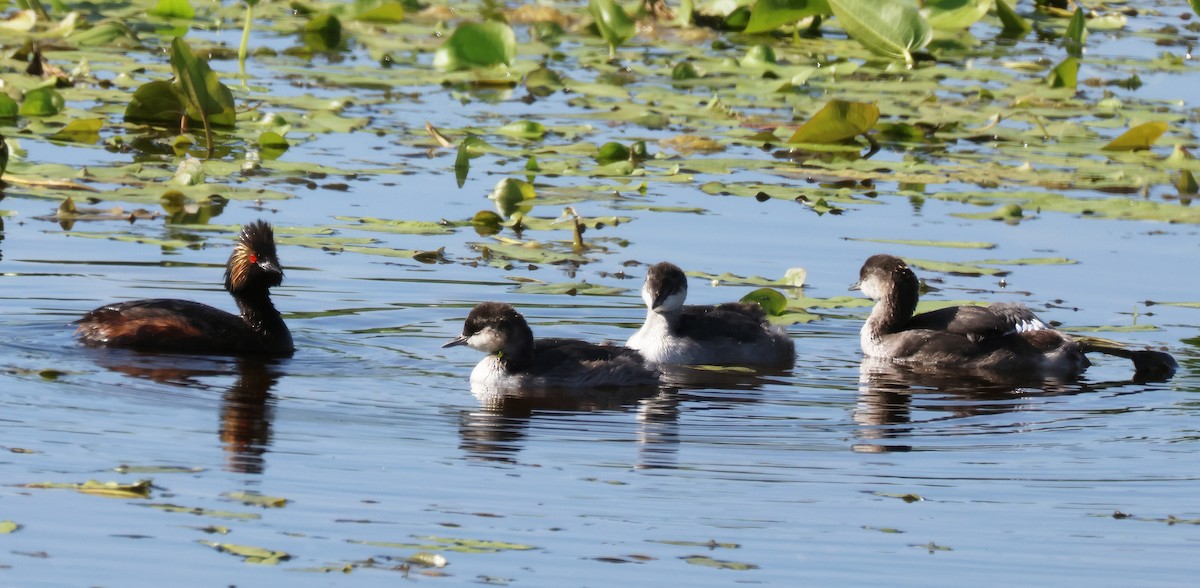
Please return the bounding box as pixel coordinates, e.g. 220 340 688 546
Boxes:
643 262 688 314
443 302 534 356
851 254 919 303
225 220 284 294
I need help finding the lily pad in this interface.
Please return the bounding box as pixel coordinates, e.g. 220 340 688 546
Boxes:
198 540 290 565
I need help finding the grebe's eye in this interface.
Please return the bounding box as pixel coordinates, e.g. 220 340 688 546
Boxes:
248 253 258 264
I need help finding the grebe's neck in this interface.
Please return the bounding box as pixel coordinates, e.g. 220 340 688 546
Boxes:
234 289 292 351
862 284 918 341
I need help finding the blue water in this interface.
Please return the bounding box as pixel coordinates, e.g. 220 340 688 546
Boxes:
1 2 1199 586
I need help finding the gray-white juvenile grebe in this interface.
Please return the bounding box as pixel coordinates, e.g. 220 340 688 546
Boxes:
75 221 293 357
626 262 795 366
445 302 659 389
852 254 1176 380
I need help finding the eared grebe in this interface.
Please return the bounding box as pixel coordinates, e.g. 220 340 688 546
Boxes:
852 254 1177 380
626 262 795 366
75 220 294 357
444 302 659 389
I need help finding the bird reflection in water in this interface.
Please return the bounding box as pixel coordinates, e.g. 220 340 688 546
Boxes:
458 382 673 467
852 357 1170 454
458 364 792 468
86 352 280 474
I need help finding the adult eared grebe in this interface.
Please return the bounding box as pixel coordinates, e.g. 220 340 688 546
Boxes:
852 254 1176 380
444 302 659 389
626 262 795 366
75 220 294 357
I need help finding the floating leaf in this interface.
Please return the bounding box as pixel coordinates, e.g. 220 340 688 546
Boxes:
681 555 759 570
337 216 455 235
258 131 289 158
490 178 537 217
0 521 19 534
356 0 406 23
225 491 288 508
25 479 152 499
302 13 343 52
1045 56 1078 89
1178 170 1198 194
744 0 829 34
848 238 995 249
788 100 879 144
589 0 636 55
1062 7 1086 58
113 465 203 474
433 21 517 71
19 87 65 117
1102 122 1168 152
199 540 291 565
509 280 627 296
48 118 104 144
596 141 631 164
922 0 991 30
149 0 195 19
0 94 19 118
142 503 262 520
497 120 546 140
741 288 787 316
125 80 186 126
827 0 931 64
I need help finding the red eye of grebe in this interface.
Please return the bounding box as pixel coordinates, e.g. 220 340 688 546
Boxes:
249 253 258 264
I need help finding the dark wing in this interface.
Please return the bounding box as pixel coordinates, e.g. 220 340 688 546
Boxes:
905 303 1045 344
676 303 768 343
75 299 252 353
532 338 643 366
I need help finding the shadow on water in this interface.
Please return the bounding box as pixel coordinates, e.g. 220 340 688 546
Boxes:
852 358 1167 453
85 351 281 474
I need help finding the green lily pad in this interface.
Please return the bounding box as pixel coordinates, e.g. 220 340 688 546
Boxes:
589 0 635 55
141 503 262 520
48 118 104 144
19 87 65 117
25 479 152 499
433 21 517 71
0 521 20 534
336 216 455 235
848 238 995 250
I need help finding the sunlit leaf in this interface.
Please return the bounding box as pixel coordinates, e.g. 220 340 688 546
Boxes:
922 0 991 30
169 37 237 128
498 120 546 140
510 280 628 295
596 141 631 164
356 0 406 23
25 479 152 499
744 0 829 34
827 0 931 64
1062 7 1086 58
337 216 455 235
995 0 1031 37
149 0 195 19
224 491 288 508
589 0 636 54
741 288 787 315
19 87 65 117
681 555 759 570
1045 56 1078 89
1102 122 1168 152
432 21 517 71
48 118 104 144
490 178 537 217
199 540 291 564
125 80 186 126
848 238 995 249
0 93 19 118
788 99 879 144
0 521 19 534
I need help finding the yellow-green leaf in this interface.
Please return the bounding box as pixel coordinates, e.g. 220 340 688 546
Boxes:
827 0 931 64
1102 121 1168 152
788 100 879 144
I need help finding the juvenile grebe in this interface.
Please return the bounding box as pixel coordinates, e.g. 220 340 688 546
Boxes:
444 302 659 389
852 254 1176 379
75 220 294 357
626 262 795 366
